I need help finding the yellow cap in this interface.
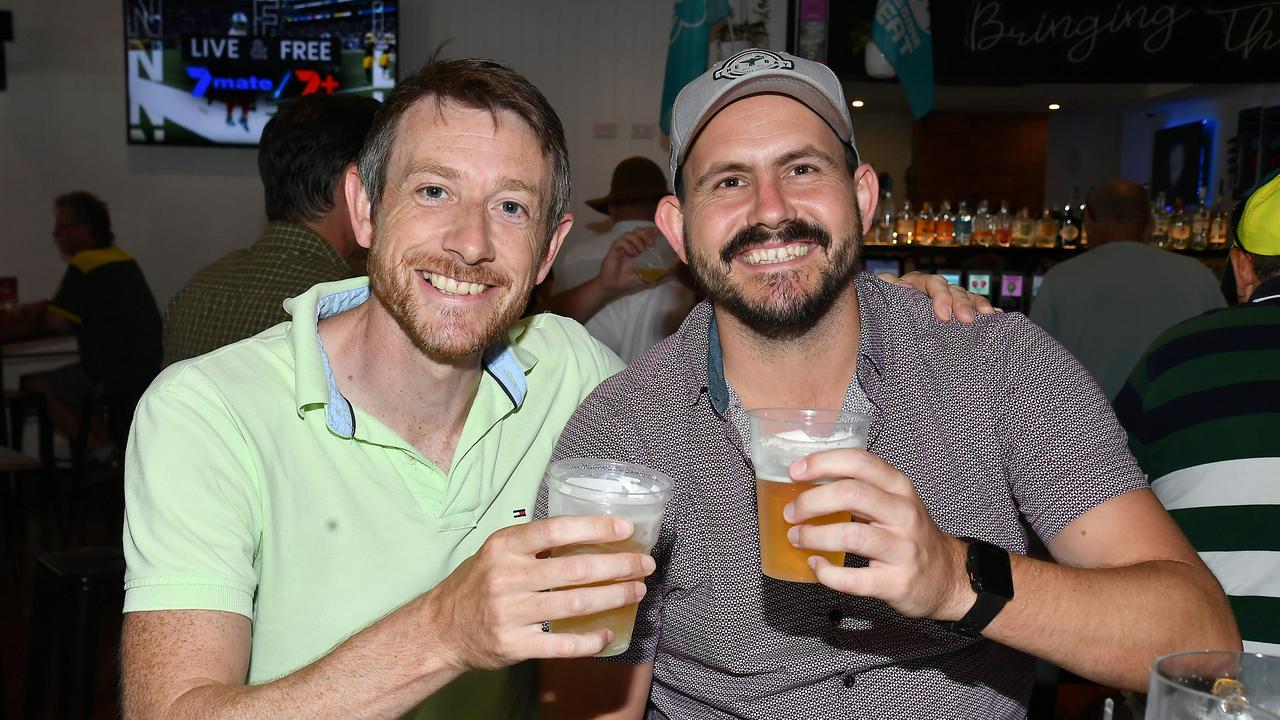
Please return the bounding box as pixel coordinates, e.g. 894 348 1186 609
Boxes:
1237 169 1280 256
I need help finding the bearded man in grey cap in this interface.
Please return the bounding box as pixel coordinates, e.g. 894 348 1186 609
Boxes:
537 49 1239 719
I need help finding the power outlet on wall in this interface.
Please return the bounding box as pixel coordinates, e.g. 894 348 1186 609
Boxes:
630 123 655 139
593 122 617 139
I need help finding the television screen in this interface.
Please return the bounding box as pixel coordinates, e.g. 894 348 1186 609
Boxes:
1032 274 1045 296
966 272 992 297
124 0 398 146
939 270 962 286
864 258 902 277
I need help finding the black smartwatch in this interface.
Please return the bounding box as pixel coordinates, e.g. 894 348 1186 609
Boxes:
943 537 1013 638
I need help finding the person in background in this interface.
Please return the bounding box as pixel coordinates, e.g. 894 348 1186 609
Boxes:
1029 179 1224 399
162 93 379 366
538 49 1238 719
1 191 162 458
1116 169 1280 655
545 157 696 362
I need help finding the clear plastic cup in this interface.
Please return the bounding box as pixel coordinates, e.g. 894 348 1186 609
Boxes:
746 408 870 583
631 235 677 284
1147 651 1280 718
545 458 673 656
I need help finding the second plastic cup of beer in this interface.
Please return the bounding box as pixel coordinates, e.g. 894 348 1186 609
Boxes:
747 409 870 583
545 458 673 657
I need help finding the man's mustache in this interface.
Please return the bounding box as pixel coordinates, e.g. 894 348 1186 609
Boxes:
719 220 833 265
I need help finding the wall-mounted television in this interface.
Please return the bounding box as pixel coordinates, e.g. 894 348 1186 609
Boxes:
124 0 398 146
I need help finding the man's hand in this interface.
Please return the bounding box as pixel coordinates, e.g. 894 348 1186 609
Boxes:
597 228 658 294
784 448 974 621
424 515 655 671
878 271 997 323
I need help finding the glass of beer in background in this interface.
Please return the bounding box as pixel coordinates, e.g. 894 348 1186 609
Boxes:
545 458 673 657
747 409 870 583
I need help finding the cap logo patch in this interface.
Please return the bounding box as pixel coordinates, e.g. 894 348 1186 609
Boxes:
713 49 793 81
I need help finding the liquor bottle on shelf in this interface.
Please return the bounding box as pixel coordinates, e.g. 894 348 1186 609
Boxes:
994 200 1013 247
1078 202 1089 248
1209 195 1228 249
954 201 973 246
1035 207 1058 248
875 190 895 245
895 199 914 245
915 202 936 246
1190 194 1211 252
935 200 956 246
973 201 995 247
1168 199 1190 250
1151 193 1170 247
1014 207 1035 247
1058 203 1080 250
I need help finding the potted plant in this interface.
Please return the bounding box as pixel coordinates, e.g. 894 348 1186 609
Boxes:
714 0 770 60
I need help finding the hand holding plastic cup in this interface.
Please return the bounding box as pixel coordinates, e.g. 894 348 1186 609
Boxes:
545 458 673 657
747 408 870 583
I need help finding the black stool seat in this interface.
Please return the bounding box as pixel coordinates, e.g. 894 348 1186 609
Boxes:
24 546 125 719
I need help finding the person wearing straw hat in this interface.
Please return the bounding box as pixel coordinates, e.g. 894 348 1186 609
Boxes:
539 48 1238 719
1117 168 1280 656
546 156 696 362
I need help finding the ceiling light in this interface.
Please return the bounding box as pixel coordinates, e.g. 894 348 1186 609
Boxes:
851 100 865 108
1048 103 1061 110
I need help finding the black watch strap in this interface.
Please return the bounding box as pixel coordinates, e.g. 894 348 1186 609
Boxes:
943 537 1013 639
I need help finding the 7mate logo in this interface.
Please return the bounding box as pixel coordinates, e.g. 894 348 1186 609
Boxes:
185 67 339 98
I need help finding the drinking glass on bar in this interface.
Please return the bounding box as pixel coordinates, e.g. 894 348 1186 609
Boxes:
746 408 870 583
545 458 673 657
1146 650 1280 719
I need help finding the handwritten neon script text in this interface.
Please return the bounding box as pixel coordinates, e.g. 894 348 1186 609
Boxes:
966 1 1190 63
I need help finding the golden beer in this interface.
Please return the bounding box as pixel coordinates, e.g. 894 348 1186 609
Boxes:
756 477 847 582
634 266 667 284
547 538 648 656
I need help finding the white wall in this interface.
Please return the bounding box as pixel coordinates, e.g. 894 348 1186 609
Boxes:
2 0 791 307
1043 112 1123 209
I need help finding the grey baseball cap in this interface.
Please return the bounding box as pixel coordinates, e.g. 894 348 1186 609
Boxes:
668 48 857 189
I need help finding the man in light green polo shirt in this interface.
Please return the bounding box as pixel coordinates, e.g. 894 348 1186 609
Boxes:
120 57 655 719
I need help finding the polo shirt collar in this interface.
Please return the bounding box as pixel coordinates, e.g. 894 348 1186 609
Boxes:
1249 275 1280 304
283 277 535 438
693 272 889 415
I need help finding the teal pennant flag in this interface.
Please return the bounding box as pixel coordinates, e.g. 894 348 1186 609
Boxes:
871 0 934 119
661 0 732 136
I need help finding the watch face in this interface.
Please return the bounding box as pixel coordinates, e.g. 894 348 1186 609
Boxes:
970 540 1014 599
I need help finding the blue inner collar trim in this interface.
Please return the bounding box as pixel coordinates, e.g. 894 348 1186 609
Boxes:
707 313 730 415
311 284 528 437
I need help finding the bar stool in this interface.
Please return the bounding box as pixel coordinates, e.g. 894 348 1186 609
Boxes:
23 545 125 719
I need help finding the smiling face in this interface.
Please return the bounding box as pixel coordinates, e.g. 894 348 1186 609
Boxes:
658 93 877 337
354 98 568 360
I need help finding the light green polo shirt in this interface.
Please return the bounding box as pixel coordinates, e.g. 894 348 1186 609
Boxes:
123 277 623 718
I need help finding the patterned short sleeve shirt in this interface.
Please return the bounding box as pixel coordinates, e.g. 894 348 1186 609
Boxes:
537 273 1147 719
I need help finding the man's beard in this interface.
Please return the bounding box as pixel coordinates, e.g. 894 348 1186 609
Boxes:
366 231 530 361
685 216 862 340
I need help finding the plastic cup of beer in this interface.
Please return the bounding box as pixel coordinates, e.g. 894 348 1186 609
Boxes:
545 458 673 657
747 408 870 583
632 234 676 284
1146 650 1280 719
